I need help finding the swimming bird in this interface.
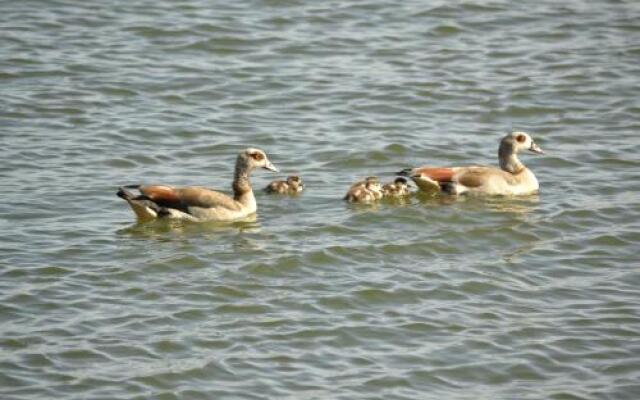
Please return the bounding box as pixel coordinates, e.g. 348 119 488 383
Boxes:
344 178 383 203
264 175 304 194
398 132 543 196
349 176 383 198
381 177 411 197
117 148 278 222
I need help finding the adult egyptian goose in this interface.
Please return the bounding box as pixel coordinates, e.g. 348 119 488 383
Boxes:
344 178 383 203
399 132 543 196
264 175 304 194
381 177 411 197
116 148 278 222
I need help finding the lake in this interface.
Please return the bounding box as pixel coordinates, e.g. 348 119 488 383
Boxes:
2 1 640 399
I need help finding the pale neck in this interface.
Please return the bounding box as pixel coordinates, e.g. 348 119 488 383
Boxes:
498 141 525 174
233 160 256 209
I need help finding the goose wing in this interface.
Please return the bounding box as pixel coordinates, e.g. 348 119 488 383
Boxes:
139 185 242 211
409 167 456 182
455 167 521 188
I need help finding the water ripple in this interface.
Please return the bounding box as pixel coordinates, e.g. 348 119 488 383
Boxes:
2 0 640 399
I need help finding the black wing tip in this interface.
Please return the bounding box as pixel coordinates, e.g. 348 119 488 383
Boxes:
117 185 144 200
439 182 457 194
116 187 131 199
396 168 413 177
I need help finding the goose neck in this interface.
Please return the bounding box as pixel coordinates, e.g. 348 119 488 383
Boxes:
232 161 256 209
499 141 525 174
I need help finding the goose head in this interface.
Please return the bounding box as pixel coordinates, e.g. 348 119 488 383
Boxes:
239 148 279 172
506 131 544 155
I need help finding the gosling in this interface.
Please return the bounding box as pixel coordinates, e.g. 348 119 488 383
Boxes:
382 177 411 198
350 176 378 189
265 175 304 194
350 176 383 199
344 178 383 203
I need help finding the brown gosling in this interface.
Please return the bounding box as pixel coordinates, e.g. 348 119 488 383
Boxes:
344 179 383 203
264 175 304 194
382 177 411 198
350 176 378 189
349 176 383 200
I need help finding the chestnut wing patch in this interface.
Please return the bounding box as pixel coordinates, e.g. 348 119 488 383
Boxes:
415 167 455 182
139 186 241 211
139 185 184 209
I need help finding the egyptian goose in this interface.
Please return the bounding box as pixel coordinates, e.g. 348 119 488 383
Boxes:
116 148 278 222
344 177 383 203
399 132 543 196
264 175 304 194
381 177 411 197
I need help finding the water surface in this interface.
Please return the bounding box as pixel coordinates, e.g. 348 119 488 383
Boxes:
2 1 640 399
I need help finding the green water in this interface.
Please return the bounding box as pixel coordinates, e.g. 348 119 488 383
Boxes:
2 1 640 399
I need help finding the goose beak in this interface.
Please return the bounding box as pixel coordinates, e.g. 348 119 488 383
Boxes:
263 161 279 172
529 142 544 154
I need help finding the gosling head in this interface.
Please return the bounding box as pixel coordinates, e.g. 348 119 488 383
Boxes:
394 177 409 188
365 180 382 192
286 175 304 192
239 148 279 172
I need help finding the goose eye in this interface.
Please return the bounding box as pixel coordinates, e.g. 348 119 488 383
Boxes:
250 152 264 161
516 134 527 143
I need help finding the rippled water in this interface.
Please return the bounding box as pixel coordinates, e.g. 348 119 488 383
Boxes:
2 1 640 399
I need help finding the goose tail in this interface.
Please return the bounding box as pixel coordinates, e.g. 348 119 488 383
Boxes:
116 186 161 222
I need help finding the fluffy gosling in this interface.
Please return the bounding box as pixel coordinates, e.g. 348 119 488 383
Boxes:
265 175 304 194
382 177 411 197
344 178 383 203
